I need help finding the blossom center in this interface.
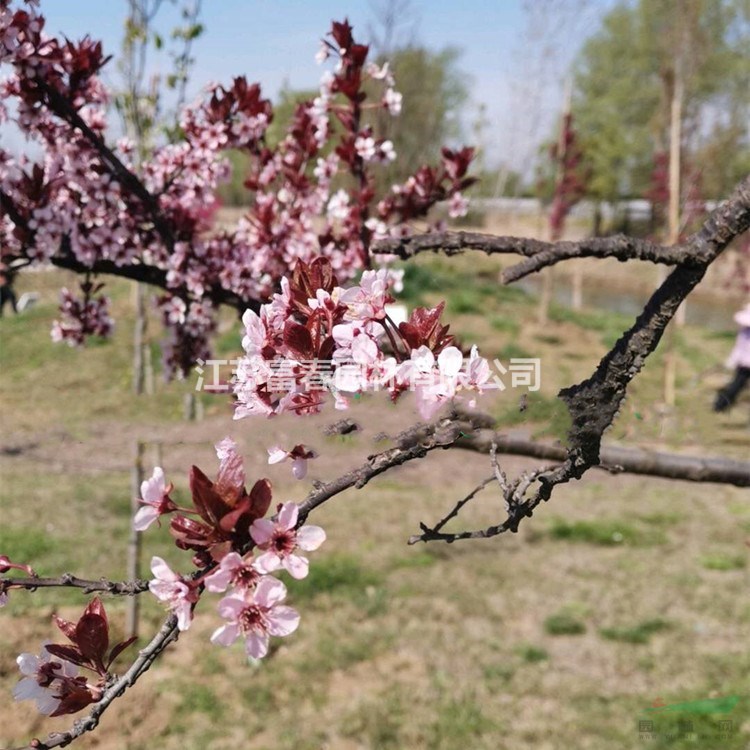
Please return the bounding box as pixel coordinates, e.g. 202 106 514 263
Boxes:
232 565 260 589
272 530 297 556
238 605 266 633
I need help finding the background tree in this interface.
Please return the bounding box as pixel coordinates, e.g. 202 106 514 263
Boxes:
573 0 750 207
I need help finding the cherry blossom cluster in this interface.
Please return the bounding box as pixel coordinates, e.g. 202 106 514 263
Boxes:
0 3 475 378
136 437 326 659
234 256 492 420
51 281 113 346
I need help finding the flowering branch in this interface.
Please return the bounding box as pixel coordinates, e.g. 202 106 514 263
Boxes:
9 615 181 750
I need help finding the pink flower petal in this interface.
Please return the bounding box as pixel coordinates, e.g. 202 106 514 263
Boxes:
175 601 193 631
277 502 299 530
210 623 240 647
217 595 246 619
253 551 282 574
267 446 289 464
204 567 233 593
12 676 39 700
133 505 159 531
254 576 287 607
250 518 275 546
150 556 179 582
266 605 300 637
140 467 165 504
291 458 307 479
36 692 61 716
438 346 463 378
296 525 326 552
283 553 310 580
244 631 269 659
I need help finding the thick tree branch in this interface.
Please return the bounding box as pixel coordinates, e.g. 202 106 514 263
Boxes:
404 175 750 541
373 176 750 282
456 430 750 487
373 230 682 282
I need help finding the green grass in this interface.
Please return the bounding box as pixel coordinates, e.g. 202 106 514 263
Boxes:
284 554 384 604
599 618 672 644
341 690 406 749
546 517 667 547
176 683 225 718
549 303 632 348
544 612 586 636
700 553 746 571
516 644 549 663
0 526 58 563
428 694 497 749
495 392 572 440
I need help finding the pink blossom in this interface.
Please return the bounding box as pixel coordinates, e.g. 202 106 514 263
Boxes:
355 135 377 161
204 552 262 593
315 42 329 64
250 502 326 579
134 467 176 531
327 189 350 221
338 268 393 320
267 444 318 479
383 88 402 115
379 140 396 162
148 557 196 631
210 576 300 659
13 646 78 716
460 345 491 390
448 191 469 219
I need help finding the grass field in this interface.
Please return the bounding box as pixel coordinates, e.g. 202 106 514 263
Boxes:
1 258 749 749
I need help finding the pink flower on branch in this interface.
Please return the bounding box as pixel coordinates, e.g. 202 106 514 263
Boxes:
211 576 300 659
203 551 262 593
134 467 177 531
13 646 82 716
148 557 198 631
267 444 318 480
250 502 326 579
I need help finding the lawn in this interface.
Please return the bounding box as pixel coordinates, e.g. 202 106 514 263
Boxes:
1 260 748 749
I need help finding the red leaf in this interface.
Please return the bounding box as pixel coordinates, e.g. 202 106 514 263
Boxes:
53 615 78 641
107 636 137 668
249 479 272 520
75 613 109 671
44 644 88 668
49 683 97 717
189 466 230 525
83 596 107 626
283 321 313 359
214 449 246 506
170 514 212 549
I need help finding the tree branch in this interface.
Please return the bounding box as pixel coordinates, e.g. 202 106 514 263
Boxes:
0 188 257 314
373 175 750 282
1 574 149 596
13 615 181 750
372 230 686 281
35 78 176 251
455 429 750 487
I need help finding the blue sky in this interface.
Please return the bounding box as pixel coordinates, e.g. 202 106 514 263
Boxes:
7 0 613 173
